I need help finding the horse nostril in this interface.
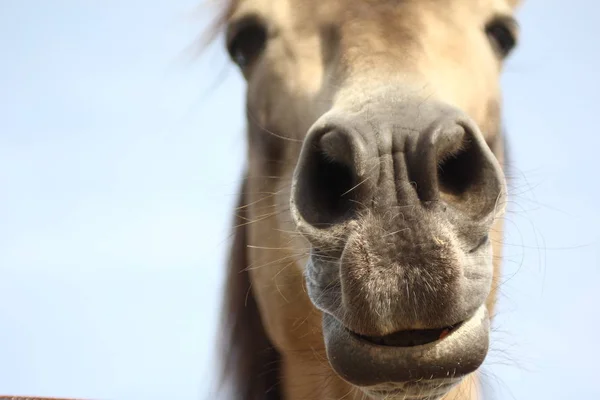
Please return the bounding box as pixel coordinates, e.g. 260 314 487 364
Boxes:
411 120 505 220
437 136 482 199
435 124 504 220
294 130 361 227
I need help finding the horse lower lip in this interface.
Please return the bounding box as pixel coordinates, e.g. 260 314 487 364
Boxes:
322 305 490 387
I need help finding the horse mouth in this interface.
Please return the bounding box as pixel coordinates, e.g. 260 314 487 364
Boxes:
322 305 490 388
352 322 463 347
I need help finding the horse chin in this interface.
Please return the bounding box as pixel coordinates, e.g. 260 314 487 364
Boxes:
338 372 472 399
321 305 490 397
358 379 463 400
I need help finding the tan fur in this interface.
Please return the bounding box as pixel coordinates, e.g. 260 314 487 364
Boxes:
214 1 522 399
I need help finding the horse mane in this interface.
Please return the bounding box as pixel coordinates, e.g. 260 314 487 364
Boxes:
200 2 282 398
216 175 282 400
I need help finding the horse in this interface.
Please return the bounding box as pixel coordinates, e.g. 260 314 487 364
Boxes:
208 0 521 398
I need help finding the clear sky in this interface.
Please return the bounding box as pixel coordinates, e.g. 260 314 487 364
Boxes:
0 1 598 399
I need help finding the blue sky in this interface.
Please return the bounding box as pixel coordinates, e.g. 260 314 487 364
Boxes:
0 1 598 399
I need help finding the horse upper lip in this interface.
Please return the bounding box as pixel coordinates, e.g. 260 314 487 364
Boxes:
322 305 490 387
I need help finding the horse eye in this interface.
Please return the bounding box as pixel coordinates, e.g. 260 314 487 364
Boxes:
485 19 517 58
227 18 267 68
